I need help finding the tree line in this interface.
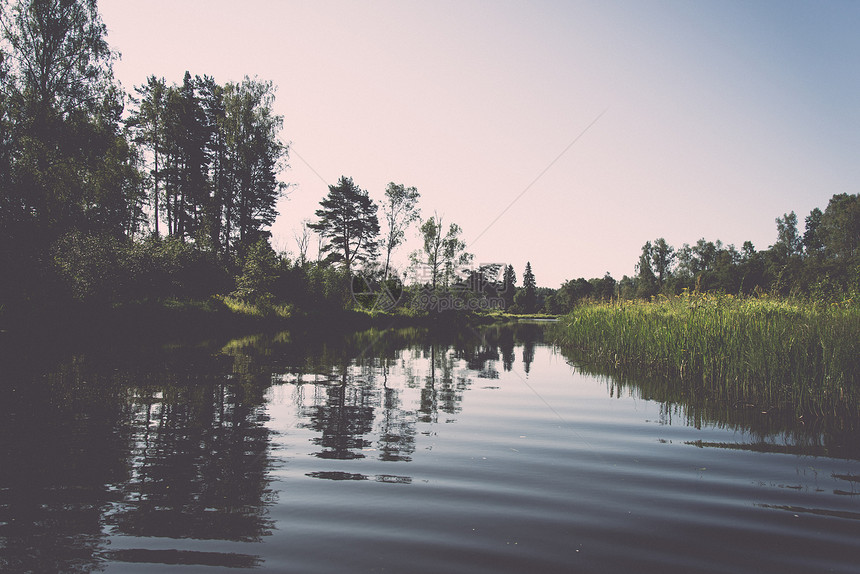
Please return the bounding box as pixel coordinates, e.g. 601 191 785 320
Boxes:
1 0 856 326
544 193 859 314
0 0 495 321
0 0 288 316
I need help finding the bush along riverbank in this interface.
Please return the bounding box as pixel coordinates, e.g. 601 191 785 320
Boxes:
0 292 502 359
549 292 860 416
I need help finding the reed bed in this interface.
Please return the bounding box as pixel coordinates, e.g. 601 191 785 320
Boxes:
551 293 860 413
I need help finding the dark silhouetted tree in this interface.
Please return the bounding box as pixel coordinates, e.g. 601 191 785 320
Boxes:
650 237 675 289
635 241 658 297
220 77 287 256
515 262 537 313
501 264 516 310
310 176 379 271
0 0 142 312
0 0 142 241
773 211 802 260
129 75 167 236
819 193 859 262
381 182 420 279
412 213 472 289
803 207 824 257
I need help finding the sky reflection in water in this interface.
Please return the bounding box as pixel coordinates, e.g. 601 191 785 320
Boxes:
1 323 858 573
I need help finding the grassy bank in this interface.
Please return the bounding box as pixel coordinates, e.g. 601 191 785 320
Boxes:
0 294 501 356
488 311 560 321
550 293 860 413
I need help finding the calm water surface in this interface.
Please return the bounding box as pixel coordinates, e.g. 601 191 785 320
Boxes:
1 323 858 573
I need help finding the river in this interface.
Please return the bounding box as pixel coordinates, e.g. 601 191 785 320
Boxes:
1 322 858 573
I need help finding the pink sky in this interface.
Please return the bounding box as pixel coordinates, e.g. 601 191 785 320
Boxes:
100 0 860 287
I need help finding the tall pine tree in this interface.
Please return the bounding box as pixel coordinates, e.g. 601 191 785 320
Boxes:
129 73 287 256
310 176 379 271
519 262 537 313
221 77 287 256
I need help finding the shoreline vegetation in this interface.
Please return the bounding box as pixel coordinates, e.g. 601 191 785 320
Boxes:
0 293 500 348
550 292 860 416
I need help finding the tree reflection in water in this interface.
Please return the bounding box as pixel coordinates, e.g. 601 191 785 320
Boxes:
0 355 129 574
107 381 274 542
3 319 855 572
301 367 378 460
0 343 273 572
272 323 549 466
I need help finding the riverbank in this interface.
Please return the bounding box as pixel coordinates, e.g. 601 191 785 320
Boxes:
549 293 860 413
0 295 503 358
0 296 522 385
487 311 560 321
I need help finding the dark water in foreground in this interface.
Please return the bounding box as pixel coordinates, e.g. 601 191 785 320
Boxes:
1 323 859 573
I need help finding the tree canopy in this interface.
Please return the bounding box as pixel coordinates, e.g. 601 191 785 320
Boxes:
0 0 140 243
514 262 537 313
412 213 472 289
128 72 287 256
309 176 380 271
381 182 420 279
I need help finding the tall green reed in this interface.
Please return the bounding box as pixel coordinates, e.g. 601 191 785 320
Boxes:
551 292 860 414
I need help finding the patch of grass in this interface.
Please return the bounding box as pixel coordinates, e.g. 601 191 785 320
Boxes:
487 311 560 321
218 295 293 320
550 292 860 413
158 297 225 313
